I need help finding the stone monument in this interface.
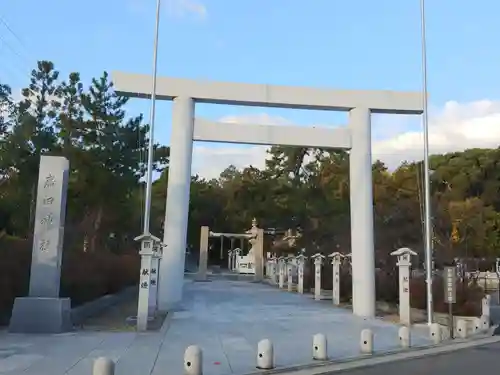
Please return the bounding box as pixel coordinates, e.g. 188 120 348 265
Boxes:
311 253 325 301
196 226 209 281
246 218 264 281
328 252 345 306
390 247 417 326
9 156 72 333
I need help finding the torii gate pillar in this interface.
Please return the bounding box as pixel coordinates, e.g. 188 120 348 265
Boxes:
157 96 194 310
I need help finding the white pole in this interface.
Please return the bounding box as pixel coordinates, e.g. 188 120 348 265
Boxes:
142 0 162 234
420 0 433 325
136 0 162 331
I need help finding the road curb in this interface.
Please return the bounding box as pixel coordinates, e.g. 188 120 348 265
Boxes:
244 334 500 375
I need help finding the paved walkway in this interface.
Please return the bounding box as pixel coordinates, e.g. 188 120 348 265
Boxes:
0 280 433 375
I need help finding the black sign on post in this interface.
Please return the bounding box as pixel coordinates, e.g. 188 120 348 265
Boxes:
444 266 457 339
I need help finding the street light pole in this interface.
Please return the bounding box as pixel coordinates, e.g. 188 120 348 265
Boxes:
419 0 434 325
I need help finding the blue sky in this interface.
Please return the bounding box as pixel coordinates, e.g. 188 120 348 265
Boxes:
2 0 500 176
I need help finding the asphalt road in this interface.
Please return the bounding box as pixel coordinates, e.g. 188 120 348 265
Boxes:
331 342 500 375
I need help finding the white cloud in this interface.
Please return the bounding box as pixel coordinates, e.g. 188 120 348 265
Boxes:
169 0 207 19
192 113 284 178
191 100 500 179
373 100 500 168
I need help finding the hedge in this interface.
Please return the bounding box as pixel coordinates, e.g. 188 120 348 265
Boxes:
0 235 139 325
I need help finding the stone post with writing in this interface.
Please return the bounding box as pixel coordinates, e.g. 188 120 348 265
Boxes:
196 226 209 281
149 242 162 315
278 256 286 289
234 248 241 272
296 254 307 294
9 156 72 333
254 228 265 281
390 247 417 326
232 248 239 271
135 233 161 331
268 255 277 284
328 252 344 306
311 253 325 300
287 256 295 292
228 249 233 270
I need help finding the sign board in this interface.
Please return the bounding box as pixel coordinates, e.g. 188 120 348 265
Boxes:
444 266 456 303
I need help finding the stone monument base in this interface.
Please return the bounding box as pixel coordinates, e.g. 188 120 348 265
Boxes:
9 297 72 334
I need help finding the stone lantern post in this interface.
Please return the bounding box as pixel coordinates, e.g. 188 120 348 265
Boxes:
390 247 417 325
311 253 325 300
296 254 307 294
328 252 345 306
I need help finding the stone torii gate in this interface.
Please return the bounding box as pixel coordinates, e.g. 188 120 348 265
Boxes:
112 71 424 317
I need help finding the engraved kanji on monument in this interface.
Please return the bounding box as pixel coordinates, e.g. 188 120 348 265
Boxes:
9 156 71 333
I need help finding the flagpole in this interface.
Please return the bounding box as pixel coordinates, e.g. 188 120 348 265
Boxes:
420 0 434 325
135 0 162 332
143 0 162 235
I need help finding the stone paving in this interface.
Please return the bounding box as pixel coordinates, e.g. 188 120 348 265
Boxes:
0 280 433 375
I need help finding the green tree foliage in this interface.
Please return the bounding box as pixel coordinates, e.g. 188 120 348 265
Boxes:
2 60 499 269
0 61 167 254
174 145 500 267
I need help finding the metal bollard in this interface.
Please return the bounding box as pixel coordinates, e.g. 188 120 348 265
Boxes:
257 339 274 369
398 326 411 348
360 329 373 354
429 323 442 344
480 315 490 332
184 345 203 375
312 333 328 360
92 357 115 375
456 319 468 339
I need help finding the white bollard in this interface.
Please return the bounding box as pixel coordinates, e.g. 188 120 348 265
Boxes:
482 295 491 318
312 333 328 360
456 319 468 339
184 345 203 375
360 329 373 354
472 317 482 334
398 326 411 348
93 357 115 375
480 315 490 332
257 339 274 370
429 323 442 344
